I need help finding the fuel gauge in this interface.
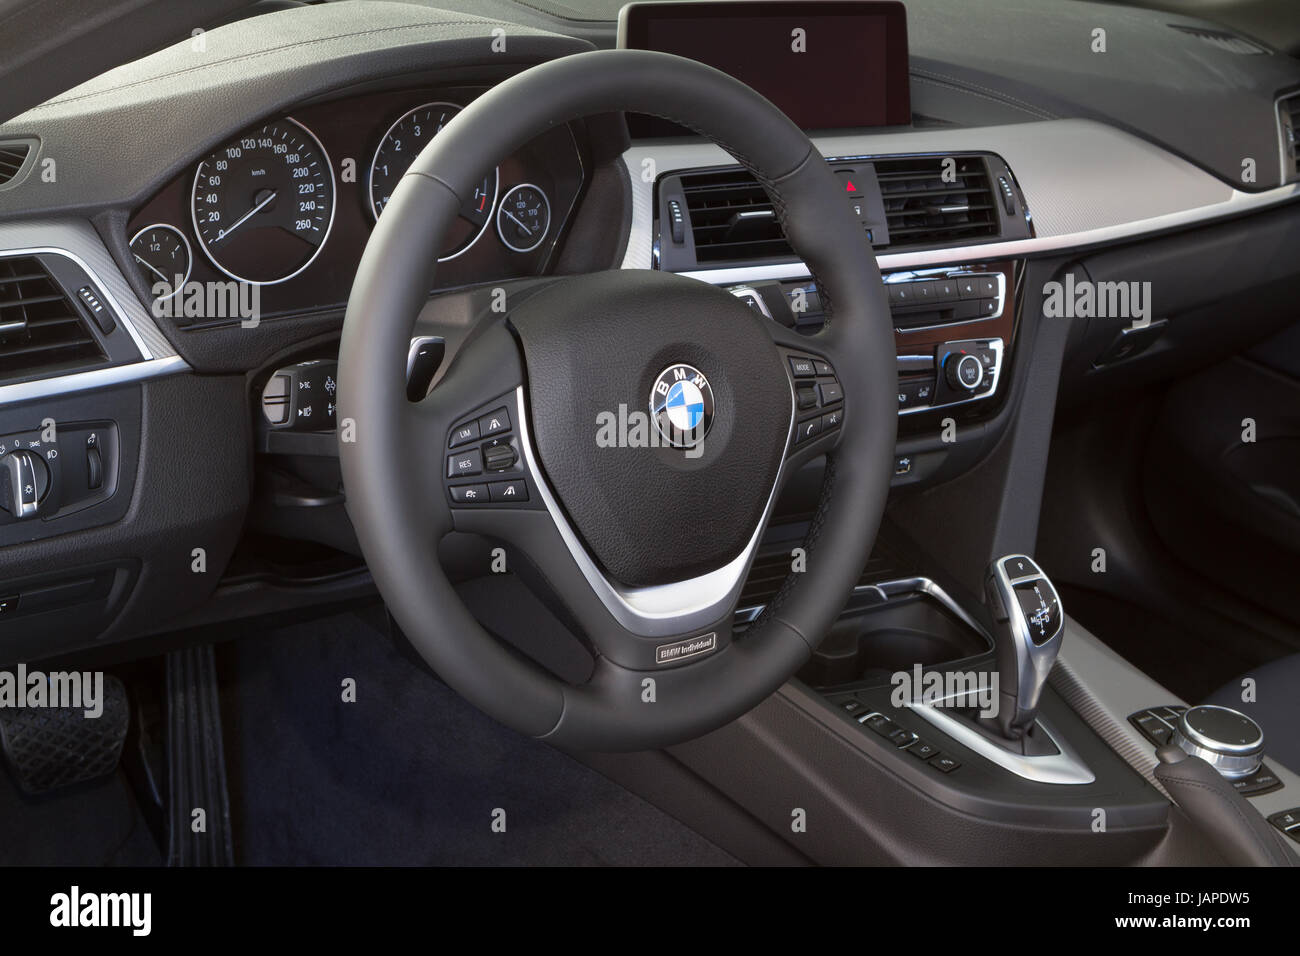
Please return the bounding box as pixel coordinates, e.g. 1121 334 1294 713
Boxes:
130 223 191 299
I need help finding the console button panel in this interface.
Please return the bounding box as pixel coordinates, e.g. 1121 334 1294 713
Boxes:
445 394 536 508
897 338 1003 415
1128 705 1283 796
780 349 843 446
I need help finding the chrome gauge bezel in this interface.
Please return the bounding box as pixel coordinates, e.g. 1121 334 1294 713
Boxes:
367 101 499 262
495 182 551 254
128 222 193 300
190 116 337 286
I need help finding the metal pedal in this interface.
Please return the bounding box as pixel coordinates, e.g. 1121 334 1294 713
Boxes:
0 670 128 795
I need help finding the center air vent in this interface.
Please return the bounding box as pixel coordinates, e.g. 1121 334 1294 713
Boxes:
875 156 999 248
1279 92 1300 182
0 256 106 380
659 153 1027 273
680 169 789 263
0 141 33 187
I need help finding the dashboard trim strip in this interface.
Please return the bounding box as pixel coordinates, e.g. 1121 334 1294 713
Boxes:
621 120 1300 277
0 354 189 408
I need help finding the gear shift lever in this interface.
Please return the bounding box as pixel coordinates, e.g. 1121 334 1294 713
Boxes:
985 555 1064 740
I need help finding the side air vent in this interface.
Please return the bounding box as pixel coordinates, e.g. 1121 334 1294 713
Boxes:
875 156 999 248
1279 92 1300 182
1168 23 1269 55
0 256 106 379
0 141 33 187
680 169 789 263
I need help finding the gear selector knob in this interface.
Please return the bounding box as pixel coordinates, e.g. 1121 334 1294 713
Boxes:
985 555 1065 739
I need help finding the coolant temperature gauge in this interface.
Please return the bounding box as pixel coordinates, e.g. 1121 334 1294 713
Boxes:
495 183 550 253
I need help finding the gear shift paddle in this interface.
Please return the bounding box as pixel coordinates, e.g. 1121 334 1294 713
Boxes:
985 555 1065 740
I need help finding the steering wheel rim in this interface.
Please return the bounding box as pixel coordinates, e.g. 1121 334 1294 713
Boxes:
337 49 897 751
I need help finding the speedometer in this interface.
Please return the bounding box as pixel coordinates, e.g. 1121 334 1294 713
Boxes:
368 102 498 260
191 118 335 285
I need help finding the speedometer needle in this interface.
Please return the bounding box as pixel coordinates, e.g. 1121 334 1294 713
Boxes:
502 209 533 236
214 190 277 243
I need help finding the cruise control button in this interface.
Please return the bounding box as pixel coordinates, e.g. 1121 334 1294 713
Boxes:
818 381 843 405
488 479 528 502
478 408 510 436
449 420 480 448
482 438 517 472
449 483 488 504
788 356 816 378
447 449 483 478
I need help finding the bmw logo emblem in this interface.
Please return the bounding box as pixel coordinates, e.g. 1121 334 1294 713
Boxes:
650 364 715 448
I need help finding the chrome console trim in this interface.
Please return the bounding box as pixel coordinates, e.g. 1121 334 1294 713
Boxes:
905 695 1096 785
513 380 796 639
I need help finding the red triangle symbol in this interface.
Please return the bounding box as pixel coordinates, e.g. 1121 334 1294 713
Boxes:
845 180 857 192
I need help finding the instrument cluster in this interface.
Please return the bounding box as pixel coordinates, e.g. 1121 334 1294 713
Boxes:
126 86 586 324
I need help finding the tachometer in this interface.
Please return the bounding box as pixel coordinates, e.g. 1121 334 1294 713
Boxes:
368 102 497 260
191 118 335 285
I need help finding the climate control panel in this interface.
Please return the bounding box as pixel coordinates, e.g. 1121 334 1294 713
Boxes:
898 338 1003 415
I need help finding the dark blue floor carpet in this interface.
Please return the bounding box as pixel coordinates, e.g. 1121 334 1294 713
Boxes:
220 608 738 866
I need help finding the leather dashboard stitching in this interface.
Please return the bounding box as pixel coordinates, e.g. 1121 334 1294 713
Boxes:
910 67 1059 120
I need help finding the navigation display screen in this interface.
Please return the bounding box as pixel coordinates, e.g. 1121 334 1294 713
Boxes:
618 1 911 133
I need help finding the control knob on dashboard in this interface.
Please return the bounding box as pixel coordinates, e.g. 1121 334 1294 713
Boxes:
0 449 51 519
944 351 984 391
1170 705 1264 779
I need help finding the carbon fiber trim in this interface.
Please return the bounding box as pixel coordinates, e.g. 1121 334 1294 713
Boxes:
1050 654 1170 800
0 218 175 359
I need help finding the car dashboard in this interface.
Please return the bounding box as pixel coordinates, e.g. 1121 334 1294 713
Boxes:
0 0 1297 668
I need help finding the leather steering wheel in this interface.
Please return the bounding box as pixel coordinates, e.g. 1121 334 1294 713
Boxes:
337 49 897 752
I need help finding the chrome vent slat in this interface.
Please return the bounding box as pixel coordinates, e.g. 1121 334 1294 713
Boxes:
0 255 105 380
876 156 999 248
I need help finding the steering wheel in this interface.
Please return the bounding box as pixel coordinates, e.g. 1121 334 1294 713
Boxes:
337 49 897 752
